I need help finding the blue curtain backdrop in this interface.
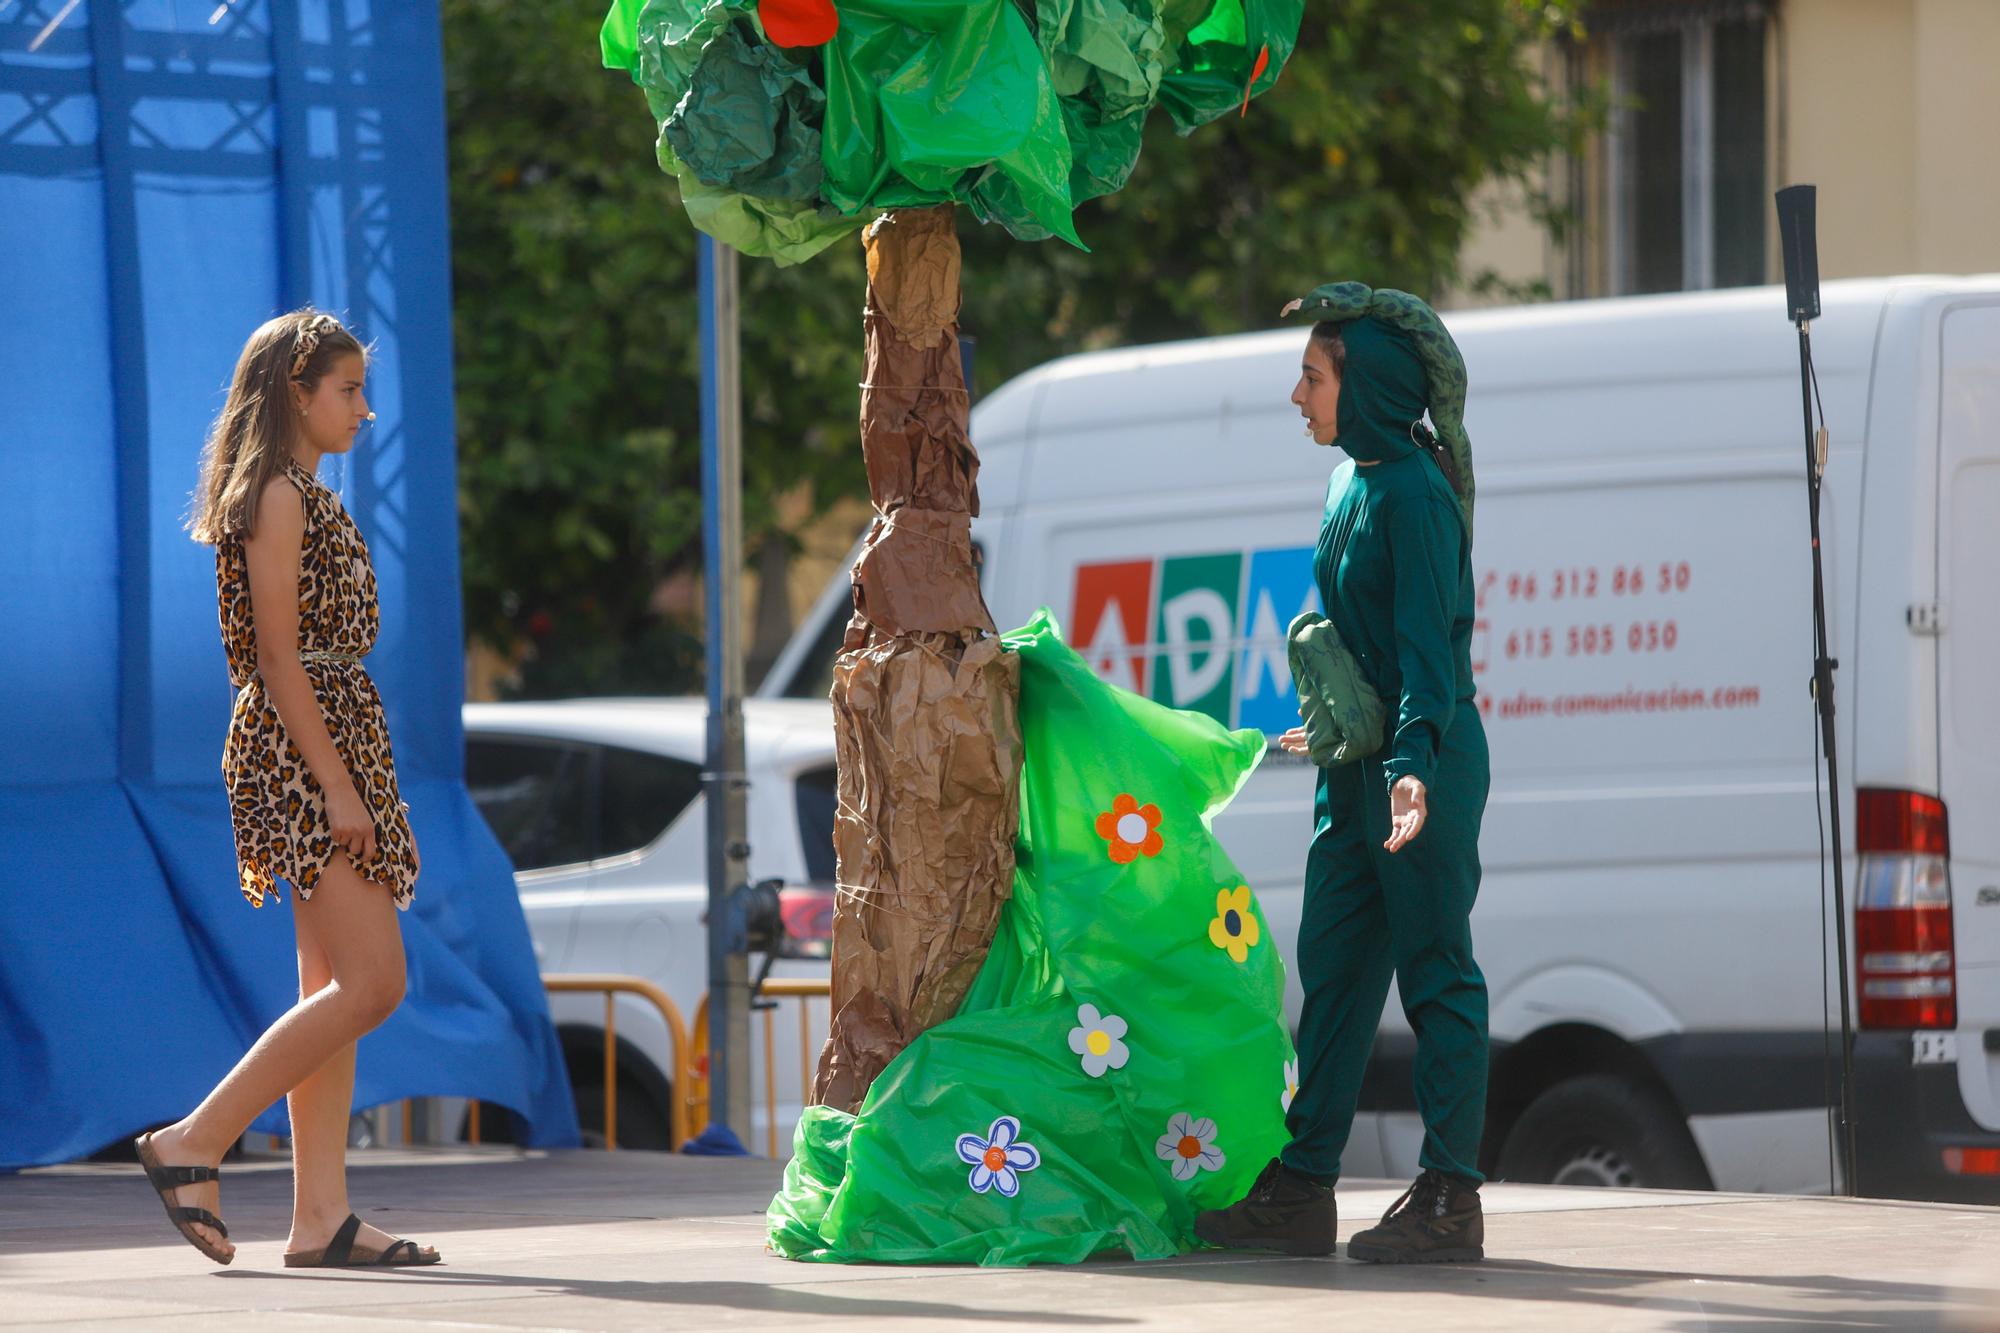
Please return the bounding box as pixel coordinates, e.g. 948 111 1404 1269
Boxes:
0 0 579 1167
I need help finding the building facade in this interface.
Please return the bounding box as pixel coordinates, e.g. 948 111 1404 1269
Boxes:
1455 0 2000 305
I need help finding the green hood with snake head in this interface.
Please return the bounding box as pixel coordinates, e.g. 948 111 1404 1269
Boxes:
1283 281 1475 539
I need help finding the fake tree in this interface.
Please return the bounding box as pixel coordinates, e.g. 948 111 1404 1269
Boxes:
602 0 1303 1114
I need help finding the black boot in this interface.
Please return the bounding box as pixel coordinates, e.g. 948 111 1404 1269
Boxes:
1345 1169 1484 1264
1192 1158 1337 1256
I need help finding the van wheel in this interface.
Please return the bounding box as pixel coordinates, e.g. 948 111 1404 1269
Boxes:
572 1082 673 1151
1497 1075 1711 1191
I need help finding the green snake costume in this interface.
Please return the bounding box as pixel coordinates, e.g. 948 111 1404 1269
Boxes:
1271 282 1491 1185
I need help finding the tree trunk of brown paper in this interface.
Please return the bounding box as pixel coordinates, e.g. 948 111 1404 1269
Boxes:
810 206 1023 1113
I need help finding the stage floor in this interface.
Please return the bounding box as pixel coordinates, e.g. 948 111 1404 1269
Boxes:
5 1147 1997 1330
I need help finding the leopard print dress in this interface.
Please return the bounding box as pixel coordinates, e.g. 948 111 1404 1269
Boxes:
217 459 418 910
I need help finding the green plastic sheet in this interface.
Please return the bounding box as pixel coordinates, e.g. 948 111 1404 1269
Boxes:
601 0 1303 263
769 610 1296 1264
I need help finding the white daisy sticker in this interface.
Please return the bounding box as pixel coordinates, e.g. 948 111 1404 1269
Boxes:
1066 1003 1131 1078
1282 1059 1300 1114
955 1115 1042 1197
1155 1112 1226 1181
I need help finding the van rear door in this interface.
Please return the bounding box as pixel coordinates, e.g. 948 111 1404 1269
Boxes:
1937 301 2000 1132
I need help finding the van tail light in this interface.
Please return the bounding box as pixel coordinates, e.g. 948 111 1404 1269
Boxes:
777 883 836 959
1854 788 1955 1031
1942 1147 2000 1177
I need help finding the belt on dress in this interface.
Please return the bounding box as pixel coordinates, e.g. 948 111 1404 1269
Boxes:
299 650 365 665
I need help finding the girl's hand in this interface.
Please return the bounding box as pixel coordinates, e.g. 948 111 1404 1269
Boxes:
1277 726 1311 756
326 781 378 865
1385 776 1428 853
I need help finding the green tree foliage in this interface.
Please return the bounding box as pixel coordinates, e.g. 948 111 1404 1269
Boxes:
960 0 1594 377
443 0 1588 697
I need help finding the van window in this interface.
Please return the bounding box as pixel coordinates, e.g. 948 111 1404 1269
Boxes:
780 603 849 700
1947 461 2000 764
794 764 839 883
598 745 703 858
466 737 596 872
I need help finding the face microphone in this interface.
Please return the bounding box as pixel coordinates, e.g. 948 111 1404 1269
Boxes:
364 412 377 423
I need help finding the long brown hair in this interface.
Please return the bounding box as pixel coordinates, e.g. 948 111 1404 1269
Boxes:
188 309 364 544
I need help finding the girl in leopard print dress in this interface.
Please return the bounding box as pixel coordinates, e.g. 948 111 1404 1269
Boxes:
133 310 440 1270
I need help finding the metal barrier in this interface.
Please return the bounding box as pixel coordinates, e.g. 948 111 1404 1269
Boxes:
689 977 831 1157
256 974 695 1155
310 974 807 1155
537 973 693 1151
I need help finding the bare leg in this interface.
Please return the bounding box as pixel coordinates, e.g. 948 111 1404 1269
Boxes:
145 853 405 1259
284 895 356 1248
282 856 433 1258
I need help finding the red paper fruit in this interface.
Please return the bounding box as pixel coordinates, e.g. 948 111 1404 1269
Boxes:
760 0 839 48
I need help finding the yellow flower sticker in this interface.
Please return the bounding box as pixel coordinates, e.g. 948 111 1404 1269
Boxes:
1207 886 1261 963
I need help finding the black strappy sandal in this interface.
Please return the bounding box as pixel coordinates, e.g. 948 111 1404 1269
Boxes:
283 1213 442 1268
134 1132 231 1266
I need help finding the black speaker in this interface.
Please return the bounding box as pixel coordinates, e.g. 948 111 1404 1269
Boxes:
1776 185 1821 323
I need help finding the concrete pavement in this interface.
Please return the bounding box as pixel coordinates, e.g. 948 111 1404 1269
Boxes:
4 1147 1998 1330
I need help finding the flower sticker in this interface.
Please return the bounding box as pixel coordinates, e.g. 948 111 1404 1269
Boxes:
1281 1059 1300 1114
956 1115 1042 1197
1095 793 1164 864
1155 1113 1226 1181
1208 886 1262 963
1066 1003 1130 1078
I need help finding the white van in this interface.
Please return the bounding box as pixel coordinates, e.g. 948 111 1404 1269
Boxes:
763 276 2000 1201
462 699 836 1154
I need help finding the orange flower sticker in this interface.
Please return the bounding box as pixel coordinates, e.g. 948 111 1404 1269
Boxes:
1095 793 1164 864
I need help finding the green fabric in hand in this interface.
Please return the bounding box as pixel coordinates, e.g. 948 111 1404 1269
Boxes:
1285 610 1386 768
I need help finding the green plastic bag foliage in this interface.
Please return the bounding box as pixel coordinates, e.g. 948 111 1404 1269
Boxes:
1004 0 1303 228
823 1 1081 248
601 1 866 264
769 610 1296 1265
1156 0 1301 133
664 22 824 202
1011 0 1163 223
601 0 1302 264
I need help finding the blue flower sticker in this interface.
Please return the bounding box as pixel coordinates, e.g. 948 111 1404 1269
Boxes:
955 1115 1042 1197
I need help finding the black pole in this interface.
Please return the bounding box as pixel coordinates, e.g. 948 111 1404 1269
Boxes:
1795 319 1860 1195
1776 184 1858 1195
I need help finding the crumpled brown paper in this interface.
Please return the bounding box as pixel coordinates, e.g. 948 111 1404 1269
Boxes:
812 206 1024 1113
849 507 990 637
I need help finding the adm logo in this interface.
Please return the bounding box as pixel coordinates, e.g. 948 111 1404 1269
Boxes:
1071 549 1320 734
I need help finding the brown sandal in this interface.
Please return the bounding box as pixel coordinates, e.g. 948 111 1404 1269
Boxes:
134 1133 231 1266
284 1213 442 1268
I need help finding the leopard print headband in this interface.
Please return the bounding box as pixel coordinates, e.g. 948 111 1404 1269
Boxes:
289 314 343 380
